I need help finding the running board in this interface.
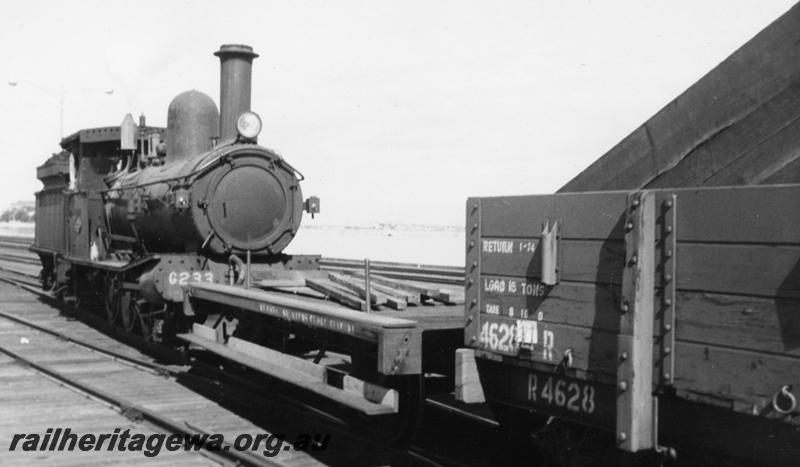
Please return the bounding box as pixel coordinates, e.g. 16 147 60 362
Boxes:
177 324 398 416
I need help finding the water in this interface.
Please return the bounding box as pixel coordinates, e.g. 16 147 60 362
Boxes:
287 225 465 266
0 222 34 238
1 222 466 266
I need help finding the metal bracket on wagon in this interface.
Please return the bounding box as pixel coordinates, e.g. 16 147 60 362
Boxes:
379 329 421 375
656 193 677 386
540 219 560 286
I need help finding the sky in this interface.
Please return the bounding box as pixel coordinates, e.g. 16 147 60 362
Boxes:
0 0 796 227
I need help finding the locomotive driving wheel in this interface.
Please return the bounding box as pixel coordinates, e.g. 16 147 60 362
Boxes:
119 291 137 333
104 275 121 325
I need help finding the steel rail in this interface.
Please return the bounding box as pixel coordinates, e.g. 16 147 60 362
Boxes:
320 257 463 276
0 235 33 244
0 240 34 250
319 260 464 285
0 265 38 279
0 252 40 265
406 445 474 467
0 307 177 377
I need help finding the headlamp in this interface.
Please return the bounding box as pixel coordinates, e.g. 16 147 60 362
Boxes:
236 111 262 140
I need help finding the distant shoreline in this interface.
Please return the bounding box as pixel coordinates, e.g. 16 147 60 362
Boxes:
0 221 463 234
1 221 464 265
0 222 34 239
301 223 462 233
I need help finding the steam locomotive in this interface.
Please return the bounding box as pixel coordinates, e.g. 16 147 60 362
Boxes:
31 45 468 445
32 44 320 340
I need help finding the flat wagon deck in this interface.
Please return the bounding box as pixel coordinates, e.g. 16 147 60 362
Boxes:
179 272 465 420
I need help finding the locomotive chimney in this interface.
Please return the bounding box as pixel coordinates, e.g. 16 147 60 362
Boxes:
215 44 259 144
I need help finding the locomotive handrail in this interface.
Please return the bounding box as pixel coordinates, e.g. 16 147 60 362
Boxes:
101 149 227 193
276 158 305 181
102 143 294 194
101 143 236 193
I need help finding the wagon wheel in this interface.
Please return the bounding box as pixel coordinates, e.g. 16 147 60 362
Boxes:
490 403 549 464
119 291 137 333
104 275 121 325
40 267 56 291
529 418 618 466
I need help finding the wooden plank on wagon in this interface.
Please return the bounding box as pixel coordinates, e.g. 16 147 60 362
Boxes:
435 287 464 304
257 278 307 288
349 272 460 304
356 277 420 306
305 278 368 311
327 272 401 309
560 4 800 192
350 271 439 297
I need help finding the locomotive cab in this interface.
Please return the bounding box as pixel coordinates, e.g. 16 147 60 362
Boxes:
32 124 165 287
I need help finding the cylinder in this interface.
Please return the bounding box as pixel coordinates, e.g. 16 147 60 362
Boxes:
166 90 219 164
215 44 259 144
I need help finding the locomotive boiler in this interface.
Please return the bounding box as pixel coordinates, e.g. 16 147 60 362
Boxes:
32 44 319 339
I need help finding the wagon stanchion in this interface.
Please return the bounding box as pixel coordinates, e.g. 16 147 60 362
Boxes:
246 249 251 289
365 258 371 313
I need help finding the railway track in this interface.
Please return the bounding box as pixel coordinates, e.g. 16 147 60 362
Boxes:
0 235 34 246
0 251 503 466
318 258 464 285
0 277 279 465
0 236 469 284
0 252 40 265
